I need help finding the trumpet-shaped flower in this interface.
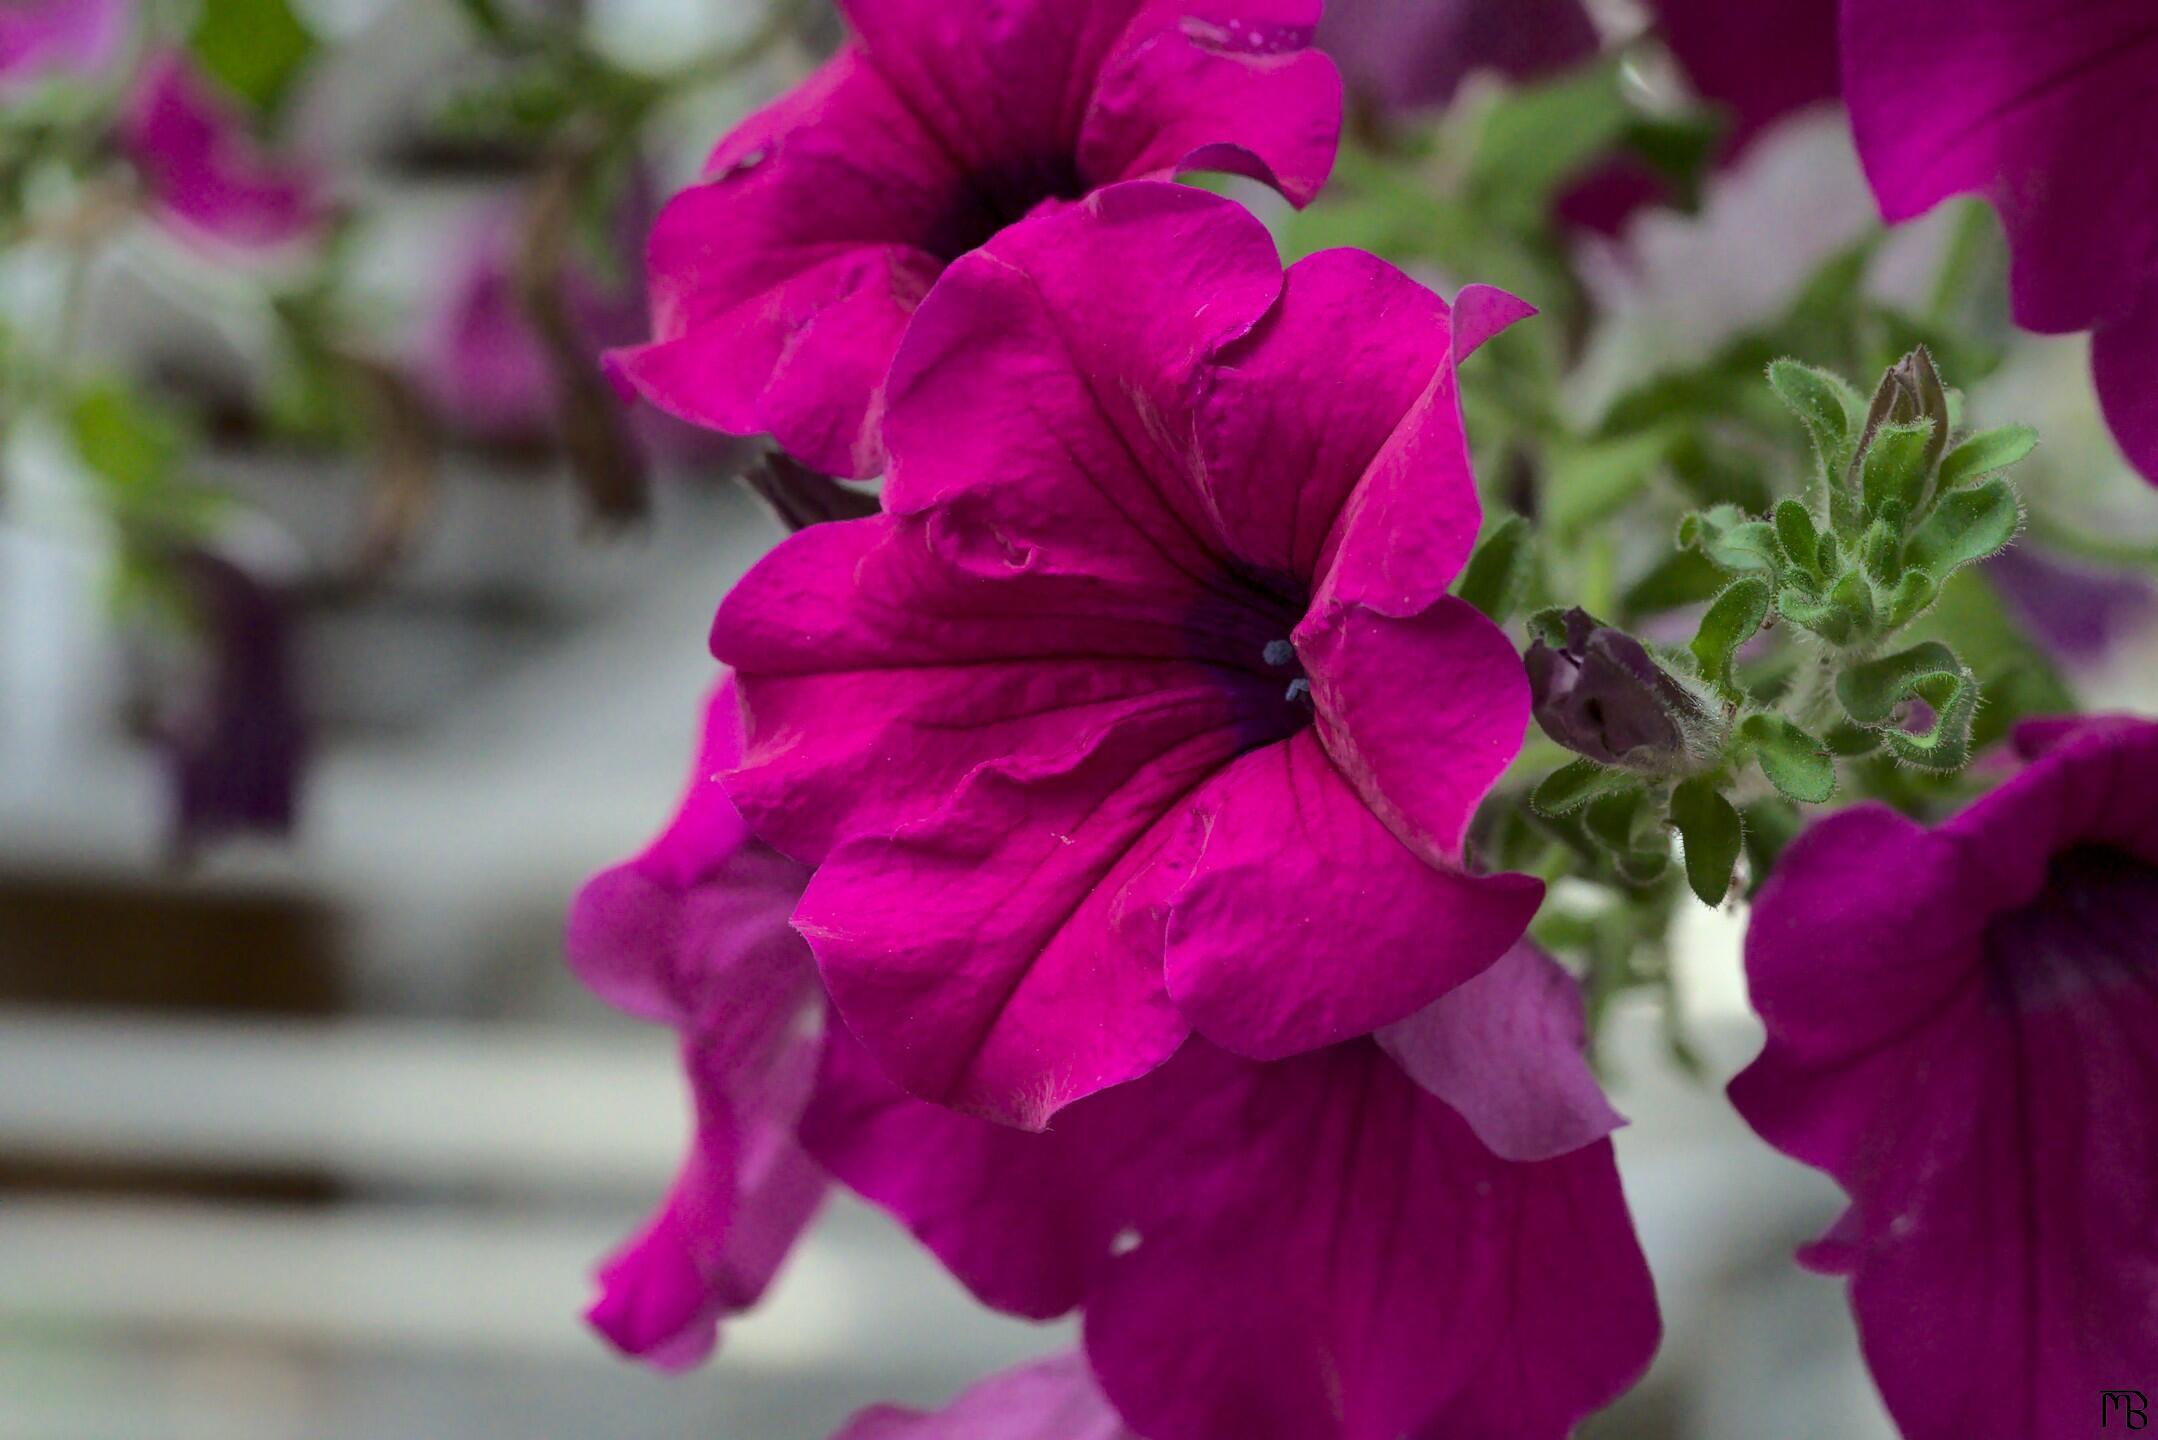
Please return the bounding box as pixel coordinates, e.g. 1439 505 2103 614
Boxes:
712 181 1543 1127
1731 716 2158 1440
608 0 1341 478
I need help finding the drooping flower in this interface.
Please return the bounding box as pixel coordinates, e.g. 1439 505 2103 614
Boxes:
1316 0 1598 118
0 0 125 87
608 0 1342 479
834 1353 1136 1440
565 680 826 1369
1729 716 2158 1440
804 943 1657 1440
1525 607 1717 774
712 181 1544 1128
159 548 306 853
119 52 326 252
1843 0 2158 483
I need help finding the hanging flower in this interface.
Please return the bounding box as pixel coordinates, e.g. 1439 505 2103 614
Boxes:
804 944 1657 1440
712 182 1543 1128
1316 0 1598 118
1844 0 2158 483
1729 715 2158 1440
118 52 326 252
565 680 826 1369
607 0 1342 479
0 0 125 88
160 548 306 853
834 1353 1136 1440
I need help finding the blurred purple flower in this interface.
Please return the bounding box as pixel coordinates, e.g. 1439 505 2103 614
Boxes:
1845 0 2158 483
162 548 306 852
1730 716 2158 1439
608 0 1342 478
805 948 1656 1440
1651 0 1837 156
119 51 326 252
564 680 825 1369
1988 547 2153 665
0 0 125 87
419 198 646 443
712 184 1541 1129
1316 0 1598 116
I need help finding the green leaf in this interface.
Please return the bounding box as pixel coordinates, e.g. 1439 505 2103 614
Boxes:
1584 789 1670 885
1831 569 1878 637
1767 358 1861 478
1861 515 1903 583
1938 424 2037 490
1740 715 1837 804
1456 515 1535 624
1545 428 1676 537
1836 642 1979 771
1691 577 1771 693
1740 798 1803 888
1859 420 1935 518
189 0 315 111
1621 548 1729 616
1680 505 1784 576
1467 60 1635 222
1772 499 1818 574
1777 589 1857 646
69 382 186 493
1671 777 1743 906
1882 570 1938 629
1532 758 1641 817
1907 477 2021 578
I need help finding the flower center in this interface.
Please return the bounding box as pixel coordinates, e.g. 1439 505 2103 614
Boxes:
1982 845 2158 1014
1262 636 1311 704
925 153 1087 262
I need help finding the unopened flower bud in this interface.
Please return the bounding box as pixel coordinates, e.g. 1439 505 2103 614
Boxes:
1854 345 1949 480
1526 609 1716 773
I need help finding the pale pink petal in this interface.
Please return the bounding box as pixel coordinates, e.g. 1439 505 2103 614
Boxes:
834 1353 1135 1440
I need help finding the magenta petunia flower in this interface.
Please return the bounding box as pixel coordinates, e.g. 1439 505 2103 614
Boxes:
1844 0 2158 483
607 0 1342 479
1730 716 2158 1440
1316 0 1598 117
565 680 826 1370
834 1353 1136 1440
711 182 1543 1128
804 945 1657 1440
118 52 326 252
0 0 125 87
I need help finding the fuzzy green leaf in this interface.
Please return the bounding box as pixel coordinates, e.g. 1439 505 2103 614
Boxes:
1767 359 1859 478
1532 758 1641 816
1671 777 1742 906
1938 424 2037 490
1836 642 1979 771
1772 499 1818 575
1907 477 2021 578
1691 577 1771 693
1859 420 1935 519
1740 715 1837 804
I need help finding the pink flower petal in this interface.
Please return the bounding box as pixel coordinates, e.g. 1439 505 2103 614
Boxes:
120 52 324 252
2093 279 2158 486
1161 729 1542 1059
834 1353 1135 1440
1080 2 1340 206
1844 0 2158 336
1377 941 1624 1163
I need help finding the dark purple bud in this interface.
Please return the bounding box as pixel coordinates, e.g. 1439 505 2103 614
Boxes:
162 549 306 855
743 452 881 531
1526 608 1712 772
